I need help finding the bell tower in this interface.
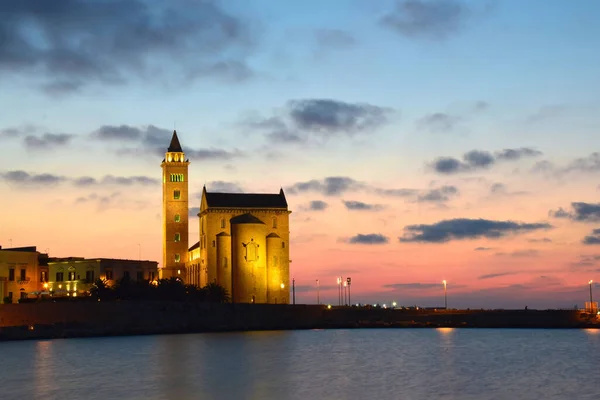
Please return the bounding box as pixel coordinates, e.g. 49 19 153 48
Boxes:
161 130 190 280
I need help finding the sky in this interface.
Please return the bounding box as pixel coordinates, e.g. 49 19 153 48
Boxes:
1 0 600 309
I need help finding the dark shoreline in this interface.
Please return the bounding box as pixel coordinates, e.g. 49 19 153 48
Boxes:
1 302 598 342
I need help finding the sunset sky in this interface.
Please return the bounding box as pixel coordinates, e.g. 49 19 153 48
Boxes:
1 0 600 308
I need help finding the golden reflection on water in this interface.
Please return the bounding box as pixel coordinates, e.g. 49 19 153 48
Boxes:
583 328 599 335
34 340 58 398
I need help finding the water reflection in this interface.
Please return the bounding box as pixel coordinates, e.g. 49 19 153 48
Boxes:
0 329 599 400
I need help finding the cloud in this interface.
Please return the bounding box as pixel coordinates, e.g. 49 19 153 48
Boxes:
474 247 492 251
417 185 459 203
533 153 600 176
373 188 418 197
0 125 37 139
549 202 600 222
206 181 244 193
343 200 384 211
399 218 553 243
74 192 121 209
24 133 75 149
307 200 329 211
417 112 461 132
478 272 519 280
0 170 66 185
583 229 600 245
93 124 240 159
286 176 365 196
527 237 552 243
243 99 393 144
494 249 540 257
527 104 566 123
380 0 470 40
0 170 158 187
315 29 356 49
0 0 257 92
488 182 529 197
430 147 543 174
343 234 390 245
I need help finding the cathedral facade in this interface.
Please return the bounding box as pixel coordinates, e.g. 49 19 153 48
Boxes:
161 131 291 304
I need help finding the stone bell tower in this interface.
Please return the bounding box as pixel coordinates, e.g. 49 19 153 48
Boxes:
161 130 190 279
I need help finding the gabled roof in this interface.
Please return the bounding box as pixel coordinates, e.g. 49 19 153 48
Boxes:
230 213 265 225
167 130 183 153
188 241 200 252
204 188 288 209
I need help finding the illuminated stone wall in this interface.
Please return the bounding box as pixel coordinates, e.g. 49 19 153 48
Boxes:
190 206 290 304
0 249 40 303
161 151 189 280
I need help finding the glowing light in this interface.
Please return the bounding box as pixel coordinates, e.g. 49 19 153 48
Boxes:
43 283 48 289
392 301 397 307
327 304 332 309
177 270 181 275
437 327 455 334
280 283 285 289
590 280 594 284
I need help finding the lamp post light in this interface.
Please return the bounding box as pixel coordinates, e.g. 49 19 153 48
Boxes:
589 280 594 312
343 280 348 306
316 279 320 304
337 277 342 306
443 280 447 310
346 277 352 306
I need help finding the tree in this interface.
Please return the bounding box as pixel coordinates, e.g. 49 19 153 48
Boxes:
203 282 230 303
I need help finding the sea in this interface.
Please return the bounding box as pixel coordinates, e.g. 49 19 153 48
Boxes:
1 328 598 400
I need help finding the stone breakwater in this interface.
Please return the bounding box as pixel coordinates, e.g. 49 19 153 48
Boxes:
0 302 597 341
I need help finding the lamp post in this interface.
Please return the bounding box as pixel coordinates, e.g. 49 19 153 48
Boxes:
316 279 320 304
589 280 594 312
343 280 347 306
292 277 296 305
443 280 447 309
347 277 352 306
337 277 342 306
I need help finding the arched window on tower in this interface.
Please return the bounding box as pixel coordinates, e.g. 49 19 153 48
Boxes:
174 214 181 223
272 217 277 228
174 190 180 200
220 218 225 229
174 233 180 242
282 241 285 249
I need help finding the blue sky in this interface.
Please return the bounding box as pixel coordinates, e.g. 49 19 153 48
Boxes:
1 0 600 307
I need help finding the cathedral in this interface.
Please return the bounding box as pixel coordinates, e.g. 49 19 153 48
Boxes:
160 131 291 304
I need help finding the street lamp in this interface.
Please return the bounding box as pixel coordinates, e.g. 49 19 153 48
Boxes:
343 280 348 306
443 280 447 309
337 277 342 306
316 279 320 304
292 278 296 305
347 277 352 306
589 280 594 312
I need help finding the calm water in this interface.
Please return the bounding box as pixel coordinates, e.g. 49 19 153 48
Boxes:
1 329 599 400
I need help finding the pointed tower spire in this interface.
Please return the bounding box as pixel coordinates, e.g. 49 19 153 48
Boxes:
168 130 183 153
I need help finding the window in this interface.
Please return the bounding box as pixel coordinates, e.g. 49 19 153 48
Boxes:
8 268 14 281
40 271 47 282
56 272 64 282
174 190 181 200
68 271 76 281
85 270 95 283
282 242 286 249
20 269 26 281
212 240 216 247
105 269 113 280
174 214 181 223
137 271 144 281
220 218 226 229
123 271 130 280
20 292 27 300
272 217 277 228
174 233 181 242
170 173 184 182
175 253 181 263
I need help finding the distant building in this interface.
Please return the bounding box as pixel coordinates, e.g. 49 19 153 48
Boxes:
0 246 44 303
47 258 158 296
161 130 291 304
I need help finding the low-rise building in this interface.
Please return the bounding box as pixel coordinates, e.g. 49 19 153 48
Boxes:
47 258 158 296
0 246 43 303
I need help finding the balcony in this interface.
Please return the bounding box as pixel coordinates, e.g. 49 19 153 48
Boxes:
18 277 31 285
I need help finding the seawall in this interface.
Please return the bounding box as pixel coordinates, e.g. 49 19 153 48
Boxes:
0 302 597 341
